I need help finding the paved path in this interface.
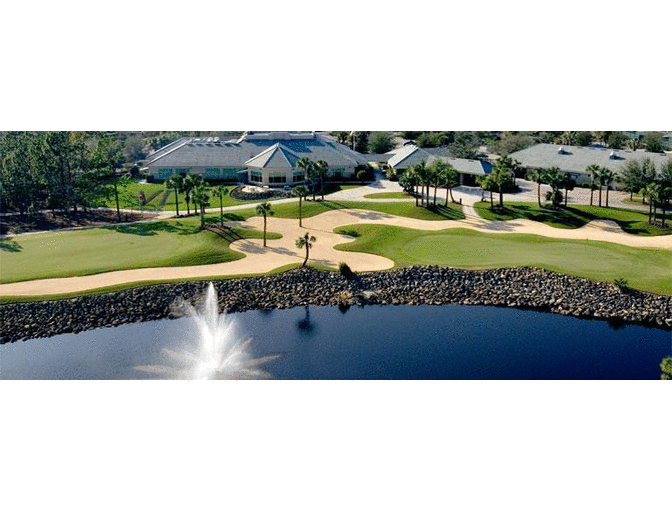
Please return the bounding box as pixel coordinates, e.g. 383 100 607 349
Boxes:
2 204 670 297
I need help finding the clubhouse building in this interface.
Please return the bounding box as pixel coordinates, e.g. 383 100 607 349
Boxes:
386 144 493 186
144 131 368 187
509 143 672 186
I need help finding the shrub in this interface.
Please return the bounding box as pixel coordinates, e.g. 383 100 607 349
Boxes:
337 229 360 238
339 262 355 279
386 167 398 181
614 277 629 289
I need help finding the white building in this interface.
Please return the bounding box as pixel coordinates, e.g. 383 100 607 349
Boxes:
144 131 368 187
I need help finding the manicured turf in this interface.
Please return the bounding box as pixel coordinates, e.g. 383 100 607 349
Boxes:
102 180 263 212
0 262 335 304
362 192 413 199
0 217 280 284
223 200 465 221
333 224 672 295
473 202 671 236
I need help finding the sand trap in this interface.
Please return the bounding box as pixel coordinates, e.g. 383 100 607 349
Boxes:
1 208 670 297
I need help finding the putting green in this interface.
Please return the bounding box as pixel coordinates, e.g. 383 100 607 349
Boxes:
334 225 672 295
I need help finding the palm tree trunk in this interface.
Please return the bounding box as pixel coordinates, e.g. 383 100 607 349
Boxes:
590 187 594 206
450 188 455 203
662 204 667 228
174 188 180 217
598 186 602 207
263 215 267 247
220 199 223 226
303 245 309 267
606 188 609 208
537 183 541 207
445 187 449 207
489 190 493 208
433 185 437 206
499 187 504 208
299 197 303 227
114 182 121 222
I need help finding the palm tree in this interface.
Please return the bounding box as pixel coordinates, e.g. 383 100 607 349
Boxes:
413 160 430 208
314 160 329 200
212 185 228 226
295 232 316 267
183 173 203 216
477 174 495 208
297 157 316 201
643 182 660 224
559 131 577 146
293 185 308 227
256 201 274 247
440 161 459 205
491 159 515 208
526 168 545 207
601 169 616 208
404 167 420 206
586 164 601 207
191 184 210 228
543 167 564 208
165 174 184 217
561 173 575 207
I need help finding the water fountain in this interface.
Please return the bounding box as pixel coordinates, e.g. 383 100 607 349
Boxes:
135 283 278 379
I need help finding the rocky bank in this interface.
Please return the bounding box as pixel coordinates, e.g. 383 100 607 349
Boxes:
1 266 671 343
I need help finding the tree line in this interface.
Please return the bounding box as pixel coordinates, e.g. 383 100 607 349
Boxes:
0 131 132 216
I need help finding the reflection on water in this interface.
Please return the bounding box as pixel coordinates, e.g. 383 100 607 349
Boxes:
135 283 278 379
1 304 670 380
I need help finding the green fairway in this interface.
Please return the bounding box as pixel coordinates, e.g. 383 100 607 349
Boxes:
473 202 671 236
362 192 413 199
102 180 264 212
333 224 672 295
0 217 280 284
224 200 465 221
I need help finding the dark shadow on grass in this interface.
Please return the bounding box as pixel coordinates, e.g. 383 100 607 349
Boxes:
103 221 196 236
426 204 464 220
0 238 22 252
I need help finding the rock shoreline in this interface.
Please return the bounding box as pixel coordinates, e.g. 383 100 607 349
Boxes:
1 266 671 343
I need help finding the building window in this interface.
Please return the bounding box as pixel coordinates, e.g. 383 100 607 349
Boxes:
293 172 305 183
158 169 173 179
269 173 286 184
250 171 263 183
221 168 239 179
204 168 221 178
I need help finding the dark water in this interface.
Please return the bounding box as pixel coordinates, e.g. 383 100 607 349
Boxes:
1 305 670 379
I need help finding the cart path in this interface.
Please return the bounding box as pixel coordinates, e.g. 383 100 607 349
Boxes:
1 208 670 297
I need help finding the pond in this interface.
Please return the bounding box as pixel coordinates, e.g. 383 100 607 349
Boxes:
1 303 669 380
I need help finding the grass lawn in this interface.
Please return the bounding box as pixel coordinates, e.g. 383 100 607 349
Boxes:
220 200 465 222
333 224 672 295
0 262 336 304
473 202 671 236
0 216 280 284
362 192 413 199
322 183 365 195
102 180 266 212
1 201 463 285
